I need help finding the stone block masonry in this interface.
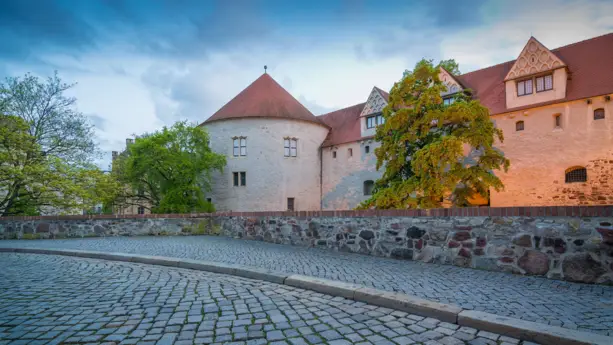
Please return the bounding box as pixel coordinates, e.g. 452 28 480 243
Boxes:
1 206 613 285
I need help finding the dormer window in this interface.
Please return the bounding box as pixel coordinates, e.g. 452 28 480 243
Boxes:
517 79 533 96
443 97 455 106
366 114 384 129
535 74 553 92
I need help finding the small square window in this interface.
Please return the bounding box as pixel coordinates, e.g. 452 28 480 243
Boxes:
287 197 294 211
516 121 524 131
240 172 246 186
554 114 561 128
594 108 605 120
137 206 145 215
333 151 337 158
206 198 212 203
365 145 370 154
348 148 353 157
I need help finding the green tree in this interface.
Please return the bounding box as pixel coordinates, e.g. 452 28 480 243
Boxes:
359 59 510 209
0 73 118 216
112 121 226 214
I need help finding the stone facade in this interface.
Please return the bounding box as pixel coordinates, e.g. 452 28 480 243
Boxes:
2 206 612 285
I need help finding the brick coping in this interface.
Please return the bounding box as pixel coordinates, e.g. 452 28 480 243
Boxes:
1 205 612 221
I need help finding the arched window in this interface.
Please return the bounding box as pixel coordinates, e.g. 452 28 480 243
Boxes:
565 167 587 183
515 121 524 131
594 108 605 120
363 180 374 196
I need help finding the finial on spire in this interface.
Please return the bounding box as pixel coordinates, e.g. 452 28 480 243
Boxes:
264 65 267 74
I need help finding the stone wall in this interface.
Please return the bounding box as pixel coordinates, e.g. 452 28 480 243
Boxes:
1 206 612 284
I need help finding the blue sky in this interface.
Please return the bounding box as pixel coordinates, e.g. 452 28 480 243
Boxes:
1 0 612 169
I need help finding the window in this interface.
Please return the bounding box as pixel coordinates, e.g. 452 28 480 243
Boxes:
365 145 370 154
565 167 587 183
333 151 336 158
366 114 384 129
363 180 374 196
536 74 553 92
206 198 212 203
517 79 533 96
283 138 297 157
287 198 295 211
348 148 353 157
516 121 524 131
554 114 561 128
594 108 605 120
233 172 246 186
233 137 247 156
137 206 145 215
443 97 455 106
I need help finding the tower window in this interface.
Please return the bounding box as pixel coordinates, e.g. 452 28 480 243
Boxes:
363 180 375 196
594 108 605 120
565 167 587 183
284 138 297 157
233 137 247 156
516 121 524 131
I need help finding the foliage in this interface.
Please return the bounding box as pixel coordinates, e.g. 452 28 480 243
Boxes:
359 59 510 209
112 121 226 214
0 73 117 216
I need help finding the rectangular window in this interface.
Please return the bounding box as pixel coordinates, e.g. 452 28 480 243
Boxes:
555 114 561 127
290 139 297 157
348 148 353 157
443 97 455 106
233 139 239 157
287 198 294 211
240 138 247 156
137 206 145 215
366 116 375 129
240 172 246 186
332 151 337 158
517 79 533 96
233 172 239 186
376 114 384 125
206 198 212 203
536 74 553 92
284 139 290 157
365 145 370 154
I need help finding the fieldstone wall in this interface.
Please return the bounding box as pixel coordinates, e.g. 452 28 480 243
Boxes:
1 206 613 284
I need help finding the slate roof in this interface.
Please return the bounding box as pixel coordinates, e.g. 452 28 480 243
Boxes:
202 73 326 127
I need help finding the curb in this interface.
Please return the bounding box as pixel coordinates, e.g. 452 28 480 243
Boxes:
1 247 611 345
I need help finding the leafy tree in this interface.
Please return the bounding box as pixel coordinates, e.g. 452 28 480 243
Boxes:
0 73 118 216
112 121 226 214
359 59 510 209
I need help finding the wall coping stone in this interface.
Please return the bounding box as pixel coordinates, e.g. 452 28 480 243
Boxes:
1 205 612 221
1 247 611 345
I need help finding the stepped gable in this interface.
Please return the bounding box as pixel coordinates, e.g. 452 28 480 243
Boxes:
456 33 613 115
203 73 326 126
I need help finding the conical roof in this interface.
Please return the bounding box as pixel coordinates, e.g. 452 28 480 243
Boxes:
203 73 326 126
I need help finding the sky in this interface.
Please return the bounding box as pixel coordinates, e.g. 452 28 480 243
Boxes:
1 0 612 169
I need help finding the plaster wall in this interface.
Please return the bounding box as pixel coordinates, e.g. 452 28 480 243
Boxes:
322 139 382 210
203 118 329 211
491 95 613 206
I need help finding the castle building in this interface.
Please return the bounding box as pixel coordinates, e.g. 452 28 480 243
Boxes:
201 34 613 211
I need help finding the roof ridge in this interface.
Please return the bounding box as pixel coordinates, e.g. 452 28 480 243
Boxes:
459 32 613 78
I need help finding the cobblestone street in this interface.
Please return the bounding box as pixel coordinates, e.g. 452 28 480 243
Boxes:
1 237 612 336
0 253 537 345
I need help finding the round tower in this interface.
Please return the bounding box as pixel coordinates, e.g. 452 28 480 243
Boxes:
201 73 329 211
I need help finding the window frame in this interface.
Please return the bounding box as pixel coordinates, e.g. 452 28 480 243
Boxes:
515 120 525 131
363 180 374 196
554 114 561 128
137 206 145 215
348 148 353 157
443 97 455 106
365 145 370 154
517 78 533 97
366 116 375 129
233 172 239 186
535 74 553 93
233 138 240 157
287 197 295 211
565 167 587 183
240 138 247 156
240 172 246 186
332 151 337 158
594 108 605 120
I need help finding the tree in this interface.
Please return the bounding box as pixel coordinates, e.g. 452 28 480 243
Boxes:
0 73 118 216
359 59 510 209
112 121 226 214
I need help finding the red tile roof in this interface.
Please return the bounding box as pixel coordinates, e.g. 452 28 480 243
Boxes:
457 32 613 115
318 102 366 147
321 33 613 147
202 73 327 127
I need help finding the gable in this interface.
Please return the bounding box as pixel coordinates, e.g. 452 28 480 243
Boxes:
439 67 463 97
360 87 388 117
504 37 566 81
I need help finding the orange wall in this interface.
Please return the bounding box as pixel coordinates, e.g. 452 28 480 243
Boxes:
490 95 613 206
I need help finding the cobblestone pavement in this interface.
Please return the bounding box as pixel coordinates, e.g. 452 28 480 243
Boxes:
1 237 612 336
0 253 536 345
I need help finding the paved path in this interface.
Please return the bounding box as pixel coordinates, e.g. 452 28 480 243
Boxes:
1 237 612 336
0 253 531 345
